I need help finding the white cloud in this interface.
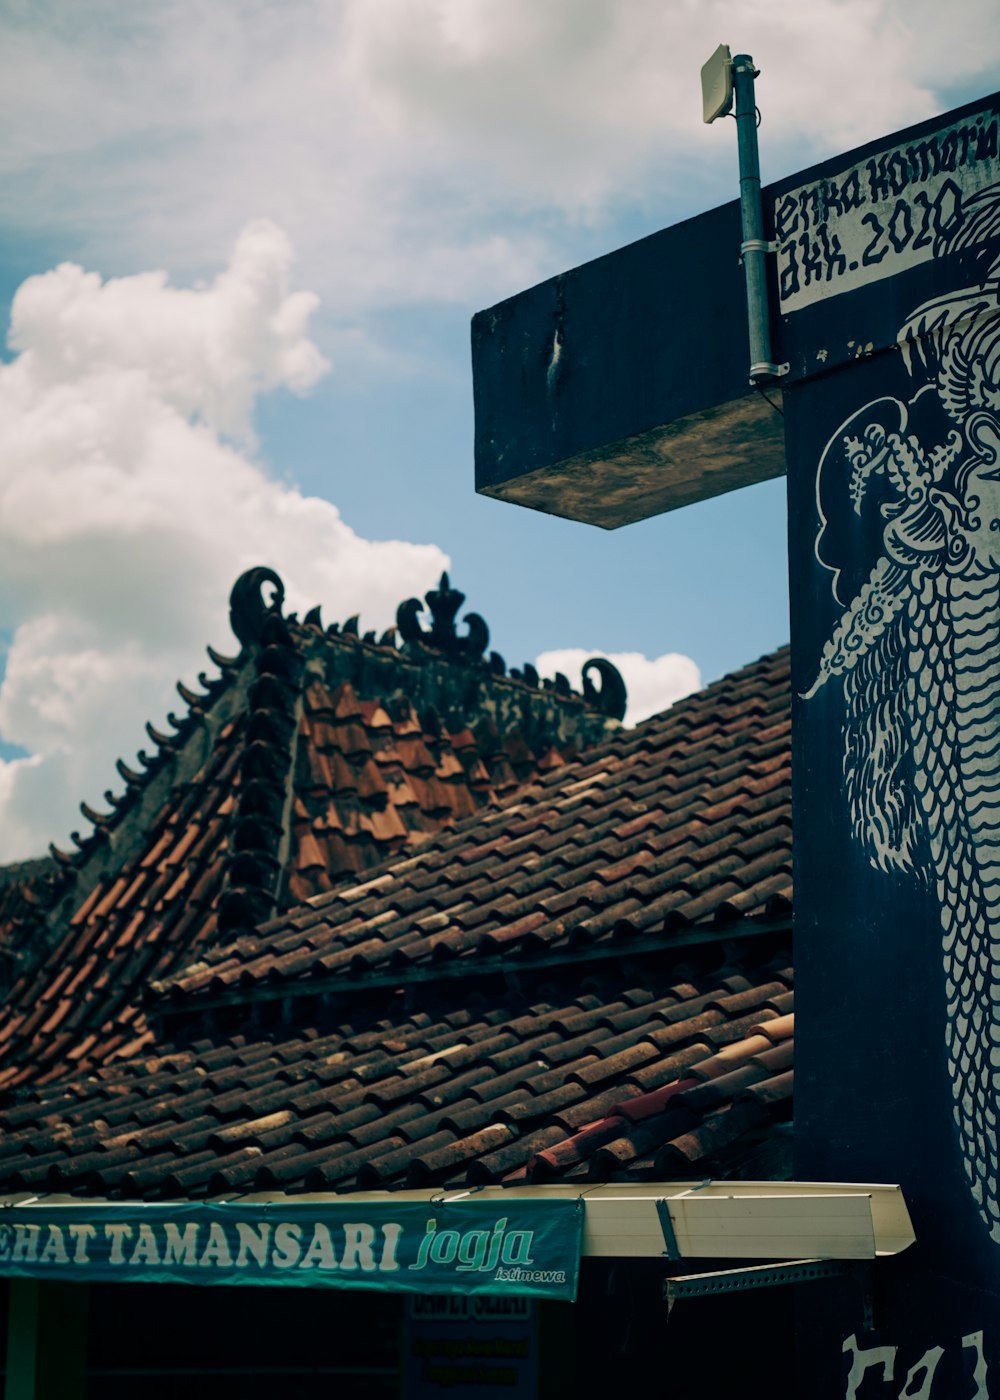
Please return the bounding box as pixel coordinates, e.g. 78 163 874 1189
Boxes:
7 221 328 440
0 223 448 861
535 648 702 727
0 1 995 317
0 0 996 856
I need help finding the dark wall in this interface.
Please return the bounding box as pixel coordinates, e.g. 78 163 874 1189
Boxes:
85 1280 401 1400
0 1266 794 1400
572 1259 794 1400
786 91 1000 1395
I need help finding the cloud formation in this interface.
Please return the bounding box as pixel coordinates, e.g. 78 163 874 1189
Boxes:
535 648 702 728
0 223 448 860
0 0 995 857
1 0 996 317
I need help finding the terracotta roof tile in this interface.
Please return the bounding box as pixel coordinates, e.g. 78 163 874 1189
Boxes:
0 955 793 1197
155 660 784 1013
0 569 619 1086
0 571 796 1199
161 647 787 1005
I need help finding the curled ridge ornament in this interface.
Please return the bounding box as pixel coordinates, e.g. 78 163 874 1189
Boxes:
396 573 490 660
582 658 627 721
229 567 286 648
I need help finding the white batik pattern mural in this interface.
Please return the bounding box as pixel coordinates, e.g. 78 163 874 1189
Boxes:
805 179 1000 1238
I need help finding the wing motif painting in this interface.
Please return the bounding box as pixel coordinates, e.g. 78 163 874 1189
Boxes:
805 180 1000 1237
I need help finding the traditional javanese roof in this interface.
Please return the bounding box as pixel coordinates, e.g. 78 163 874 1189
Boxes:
0 568 624 1089
0 646 793 1197
156 648 790 1006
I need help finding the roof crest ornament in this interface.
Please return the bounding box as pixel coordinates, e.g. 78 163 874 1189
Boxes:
229 567 286 648
395 572 626 716
176 679 210 711
206 645 240 671
582 658 628 722
218 571 302 944
397 573 490 661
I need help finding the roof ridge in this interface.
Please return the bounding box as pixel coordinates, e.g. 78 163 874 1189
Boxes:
0 647 247 998
234 564 629 722
260 639 793 905
0 567 631 1086
148 640 793 1015
47 660 239 874
215 603 304 945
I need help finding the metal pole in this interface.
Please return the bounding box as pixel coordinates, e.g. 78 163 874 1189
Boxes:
732 54 783 381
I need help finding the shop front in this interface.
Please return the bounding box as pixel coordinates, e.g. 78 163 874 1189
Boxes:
1 1184 913 1398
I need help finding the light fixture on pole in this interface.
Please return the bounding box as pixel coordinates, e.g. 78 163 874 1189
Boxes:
702 46 786 383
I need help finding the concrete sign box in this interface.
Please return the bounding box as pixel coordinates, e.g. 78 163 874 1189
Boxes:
471 200 786 528
473 92 1000 530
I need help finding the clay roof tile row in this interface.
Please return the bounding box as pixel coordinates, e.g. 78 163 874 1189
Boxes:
153 648 791 1008
0 572 620 1087
0 958 793 1198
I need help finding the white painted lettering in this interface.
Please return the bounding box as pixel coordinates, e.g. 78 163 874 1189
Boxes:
379 1222 401 1273
235 1222 271 1269
162 1222 199 1266
899 1347 944 1398
271 1222 302 1269
299 1223 337 1270
844 1334 896 1400
340 1223 376 1272
776 113 1000 312
38 1226 69 1266
840 1331 992 1398
198 1221 233 1268
963 1332 991 1400
68 1224 96 1265
129 1223 161 1267
11 1224 41 1263
104 1223 133 1266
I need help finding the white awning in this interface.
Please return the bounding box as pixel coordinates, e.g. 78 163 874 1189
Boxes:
3 1179 914 1262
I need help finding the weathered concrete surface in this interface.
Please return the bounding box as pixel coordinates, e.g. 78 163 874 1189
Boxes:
479 389 785 528
472 197 775 522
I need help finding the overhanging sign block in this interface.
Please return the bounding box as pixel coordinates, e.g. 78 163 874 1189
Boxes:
473 92 1000 529
472 200 786 529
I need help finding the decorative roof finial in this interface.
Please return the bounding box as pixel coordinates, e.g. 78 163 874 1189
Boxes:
396 573 490 660
229 567 285 648
218 570 301 942
582 658 628 721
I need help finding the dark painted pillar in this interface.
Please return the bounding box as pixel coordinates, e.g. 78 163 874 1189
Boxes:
784 119 1000 1386
4 1280 88 1400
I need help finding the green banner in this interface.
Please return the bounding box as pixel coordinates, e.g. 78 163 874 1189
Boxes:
0 1198 583 1301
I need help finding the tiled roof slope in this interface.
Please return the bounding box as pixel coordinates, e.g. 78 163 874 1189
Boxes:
0 643 793 1199
0 569 622 1089
0 858 57 985
0 953 793 1198
156 646 791 1012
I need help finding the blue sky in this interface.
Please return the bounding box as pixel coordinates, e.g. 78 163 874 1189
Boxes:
0 0 996 858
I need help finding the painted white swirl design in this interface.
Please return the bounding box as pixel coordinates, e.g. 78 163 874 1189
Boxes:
806 179 1000 1237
